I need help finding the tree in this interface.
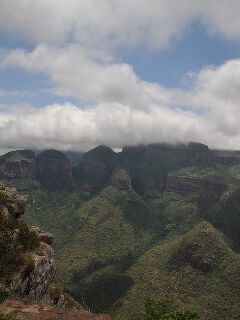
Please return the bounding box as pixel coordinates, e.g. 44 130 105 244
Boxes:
144 298 199 320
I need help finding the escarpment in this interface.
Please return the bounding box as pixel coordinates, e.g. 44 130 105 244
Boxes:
0 149 73 190
165 175 227 200
0 150 36 180
73 145 116 192
0 142 239 198
121 142 213 166
0 184 56 302
36 150 72 189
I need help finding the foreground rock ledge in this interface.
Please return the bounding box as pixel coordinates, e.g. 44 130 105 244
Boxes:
0 299 110 320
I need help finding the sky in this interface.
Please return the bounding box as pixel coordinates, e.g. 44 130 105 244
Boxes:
1 1 240 152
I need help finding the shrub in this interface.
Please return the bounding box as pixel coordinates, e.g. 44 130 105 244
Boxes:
0 215 23 277
49 283 63 304
64 293 81 309
0 291 9 304
0 191 10 205
144 298 199 320
18 222 39 251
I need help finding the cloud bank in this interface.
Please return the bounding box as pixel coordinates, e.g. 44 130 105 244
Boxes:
1 0 240 151
1 1 240 48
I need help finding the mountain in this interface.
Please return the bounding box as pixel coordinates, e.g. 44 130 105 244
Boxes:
1 142 240 319
114 222 240 320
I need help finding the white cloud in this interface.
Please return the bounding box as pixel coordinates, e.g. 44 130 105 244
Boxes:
1 43 240 150
0 95 238 152
0 45 163 108
0 102 209 151
1 1 240 151
1 1 240 50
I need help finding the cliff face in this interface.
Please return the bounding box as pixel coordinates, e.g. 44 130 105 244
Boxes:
111 169 132 190
36 150 72 189
166 175 227 200
0 150 36 180
119 142 214 195
74 145 116 193
1 143 237 197
0 149 73 190
122 142 213 166
212 149 240 166
0 185 56 302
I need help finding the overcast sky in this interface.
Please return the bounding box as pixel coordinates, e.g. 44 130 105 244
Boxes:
1 0 240 152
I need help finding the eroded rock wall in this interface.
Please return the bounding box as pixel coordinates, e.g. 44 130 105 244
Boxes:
0 185 56 302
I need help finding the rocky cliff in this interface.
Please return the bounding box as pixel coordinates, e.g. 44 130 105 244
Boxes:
0 149 73 190
1 142 240 197
118 142 214 195
166 175 227 200
122 142 213 166
36 150 72 189
0 150 36 180
0 184 56 302
212 149 240 166
73 145 116 193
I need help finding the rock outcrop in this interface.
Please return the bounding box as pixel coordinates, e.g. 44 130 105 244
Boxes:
36 150 72 189
0 298 110 320
111 169 132 190
30 226 54 245
122 142 213 166
166 175 227 200
0 185 56 302
120 142 214 194
0 150 36 180
212 149 240 166
74 145 116 193
28 242 56 301
0 184 28 218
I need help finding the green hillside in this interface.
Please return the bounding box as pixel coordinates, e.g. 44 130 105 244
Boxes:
114 222 240 320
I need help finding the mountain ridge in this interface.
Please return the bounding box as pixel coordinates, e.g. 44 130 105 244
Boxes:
1 142 240 319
